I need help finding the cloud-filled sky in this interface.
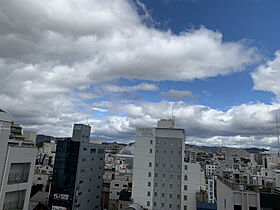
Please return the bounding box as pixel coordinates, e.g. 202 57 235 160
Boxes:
1 0 280 149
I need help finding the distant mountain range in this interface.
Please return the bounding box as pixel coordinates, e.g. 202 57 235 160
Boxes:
36 134 268 155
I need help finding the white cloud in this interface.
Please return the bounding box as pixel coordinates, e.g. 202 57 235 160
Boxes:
161 89 194 100
91 101 280 148
0 0 266 146
252 50 280 98
101 83 158 93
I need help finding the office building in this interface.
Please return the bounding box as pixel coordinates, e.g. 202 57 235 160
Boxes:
49 124 105 210
0 108 37 210
132 119 185 210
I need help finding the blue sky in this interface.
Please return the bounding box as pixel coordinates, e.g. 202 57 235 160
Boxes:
1 0 280 149
129 0 279 109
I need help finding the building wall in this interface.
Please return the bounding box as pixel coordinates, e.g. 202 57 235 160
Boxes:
74 143 105 210
182 162 205 210
132 127 156 210
0 146 37 210
132 125 185 210
217 179 261 210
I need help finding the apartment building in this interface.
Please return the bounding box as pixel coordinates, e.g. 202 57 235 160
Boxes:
0 108 37 210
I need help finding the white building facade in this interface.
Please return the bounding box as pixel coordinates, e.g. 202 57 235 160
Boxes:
0 108 37 210
132 119 186 210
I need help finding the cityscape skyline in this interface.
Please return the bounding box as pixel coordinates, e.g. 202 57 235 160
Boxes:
1 0 280 150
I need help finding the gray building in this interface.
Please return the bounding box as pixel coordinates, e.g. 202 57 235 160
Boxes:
49 124 105 210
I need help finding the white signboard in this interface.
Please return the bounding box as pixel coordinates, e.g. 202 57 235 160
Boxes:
54 193 69 200
136 128 154 137
52 206 67 210
208 179 215 203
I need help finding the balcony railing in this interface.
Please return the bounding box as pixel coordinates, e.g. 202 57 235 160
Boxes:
3 200 24 210
8 173 28 185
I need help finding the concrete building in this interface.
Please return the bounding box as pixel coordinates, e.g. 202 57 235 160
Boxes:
48 124 105 210
0 108 37 210
132 119 185 210
109 179 130 209
182 162 205 210
217 173 280 210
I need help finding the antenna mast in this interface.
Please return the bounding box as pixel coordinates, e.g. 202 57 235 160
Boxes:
276 113 280 157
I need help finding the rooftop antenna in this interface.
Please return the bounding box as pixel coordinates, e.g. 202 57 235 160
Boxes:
276 113 280 157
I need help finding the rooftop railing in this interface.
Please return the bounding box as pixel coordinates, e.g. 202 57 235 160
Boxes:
217 175 280 194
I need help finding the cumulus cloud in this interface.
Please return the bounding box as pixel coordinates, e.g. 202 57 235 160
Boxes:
101 83 158 93
91 101 280 148
161 89 194 100
0 0 267 147
252 50 280 98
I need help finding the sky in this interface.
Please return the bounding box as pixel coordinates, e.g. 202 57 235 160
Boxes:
1 0 280 149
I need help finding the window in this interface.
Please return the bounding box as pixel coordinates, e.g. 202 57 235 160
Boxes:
148 172 151 177
164 150 166 154
79 180 83 184
156 163 158 167
163 163 166 167
154 202 157 207
162 193 165 197
185 165 188 170
163 173 165 178
179 151 181 154
169 194 172 198
184 205 187 210
177 194 180 199
147 191 150 196
184 195 187 201
184 185 187 191
83 148 87 151
156 150 159 153
249 207 257 210
184 175 188 181
90 148 96 154
154 192 157 197
170 174 173 179
169 204 172 208
170 184 172 188
37 177 41 180
82 158 86 162
155 173 158 177
234 205 241 210
148 182 151 187
88 189 91 192
162 183 165 188
224 199 226 209
171 150 173 154
149 162 152 167
155 182 158 187
161 203 164 208
115 184 119 187
150 140 153 145
150 149 153 153
147 201 150 206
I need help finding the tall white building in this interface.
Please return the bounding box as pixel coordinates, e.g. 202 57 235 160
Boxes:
132 119 185 210
0 108 37 210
